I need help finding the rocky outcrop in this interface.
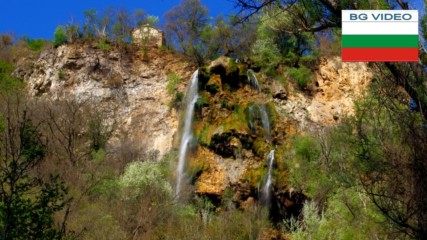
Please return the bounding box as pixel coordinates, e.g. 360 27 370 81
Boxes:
279 57 372 128
14 44 194 158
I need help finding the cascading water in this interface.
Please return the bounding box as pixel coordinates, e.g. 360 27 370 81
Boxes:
258 105 271 142
248 104 271 142
261 150 275 205
176 69 199 197
247 69 261 92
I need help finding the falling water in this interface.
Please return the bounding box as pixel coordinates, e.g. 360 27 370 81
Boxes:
262 150 275 205
176 69 199 197
247 69 261 92
258 105 271 142
248 104 271 141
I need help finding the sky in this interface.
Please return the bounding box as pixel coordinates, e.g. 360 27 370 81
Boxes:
0 0 237 40
0 0 425 40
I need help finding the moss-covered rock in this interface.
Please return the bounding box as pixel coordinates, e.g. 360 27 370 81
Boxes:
252 137 271 158
205 74 222 94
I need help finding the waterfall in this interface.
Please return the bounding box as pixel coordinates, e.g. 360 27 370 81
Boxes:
247 69 261 92
262 150 275 205
248 104 271 142
258 105 271 142
176 69 199 197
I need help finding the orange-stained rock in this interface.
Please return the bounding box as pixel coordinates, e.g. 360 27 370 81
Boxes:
194 147 226 195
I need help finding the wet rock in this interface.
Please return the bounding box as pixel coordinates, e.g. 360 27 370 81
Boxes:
273 90 287 100
210 132 243 158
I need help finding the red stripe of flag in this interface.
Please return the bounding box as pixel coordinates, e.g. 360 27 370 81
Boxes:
342 48 418 62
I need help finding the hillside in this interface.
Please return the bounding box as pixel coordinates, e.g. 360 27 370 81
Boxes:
1 0 426 239
9 42 376 239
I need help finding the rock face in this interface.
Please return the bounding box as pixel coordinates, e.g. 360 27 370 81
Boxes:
280 57 372 128
188 56 372 221
14 44 194 158
14 47 372 223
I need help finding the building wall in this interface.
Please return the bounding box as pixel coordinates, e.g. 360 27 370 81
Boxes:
132 26 164 47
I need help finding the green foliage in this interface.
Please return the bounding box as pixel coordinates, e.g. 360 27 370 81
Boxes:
0 99 70 239
171 91 184 109
91 148 106 164
291 189 388 240
119 161 172 199
195 95 209 111
0 60 23 91
87 110 114 152
165 0 214 65
288 65 313 89
288 135 330 200
57 71 64 79
96 38 111 51
111 8 132 42
252 38 282 74
53 26 67 47
166 72 181 94
251 8 317 73
25 38 45 51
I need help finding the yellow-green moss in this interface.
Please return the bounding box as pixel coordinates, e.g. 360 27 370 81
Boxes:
188 155 209 182
243 166 267 188
222 104 250 133
195 123 217 146
252 138 270 158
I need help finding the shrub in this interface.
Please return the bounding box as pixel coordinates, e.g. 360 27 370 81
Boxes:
96 38 111 51
0 60 23 91
119 161 172 199
53 26 67 47
171 91 184 109
57 71 64 79
288 65 313 89
166 72 181 94
25 38 45 51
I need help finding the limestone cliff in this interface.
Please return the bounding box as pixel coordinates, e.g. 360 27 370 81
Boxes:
13 44 372 221
14 44 194 158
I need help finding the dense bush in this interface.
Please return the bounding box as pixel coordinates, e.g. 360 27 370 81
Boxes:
288 66 313 90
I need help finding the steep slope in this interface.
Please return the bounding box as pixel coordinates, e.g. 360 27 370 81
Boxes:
13 44 372 224
14 44 195 158
185 56 372 221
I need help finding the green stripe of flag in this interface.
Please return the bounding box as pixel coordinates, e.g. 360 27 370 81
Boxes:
342 35 418 48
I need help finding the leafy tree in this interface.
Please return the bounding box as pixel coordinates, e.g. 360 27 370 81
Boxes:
350 85 427 239
165 0 211 65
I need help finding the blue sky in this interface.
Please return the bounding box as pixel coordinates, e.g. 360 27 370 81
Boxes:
0 0 237 39
0 0 424 40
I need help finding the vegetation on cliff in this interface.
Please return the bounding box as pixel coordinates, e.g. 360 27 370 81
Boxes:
0 0 426 239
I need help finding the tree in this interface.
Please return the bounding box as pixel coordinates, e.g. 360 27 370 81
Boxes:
350 82 427 239
165 0 211 65
64 23 80 44
83 8 113 40
233 0 427 120
111 8 132 43
0 91 70 239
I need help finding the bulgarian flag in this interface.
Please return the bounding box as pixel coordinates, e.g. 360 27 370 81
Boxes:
342 10 419 62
